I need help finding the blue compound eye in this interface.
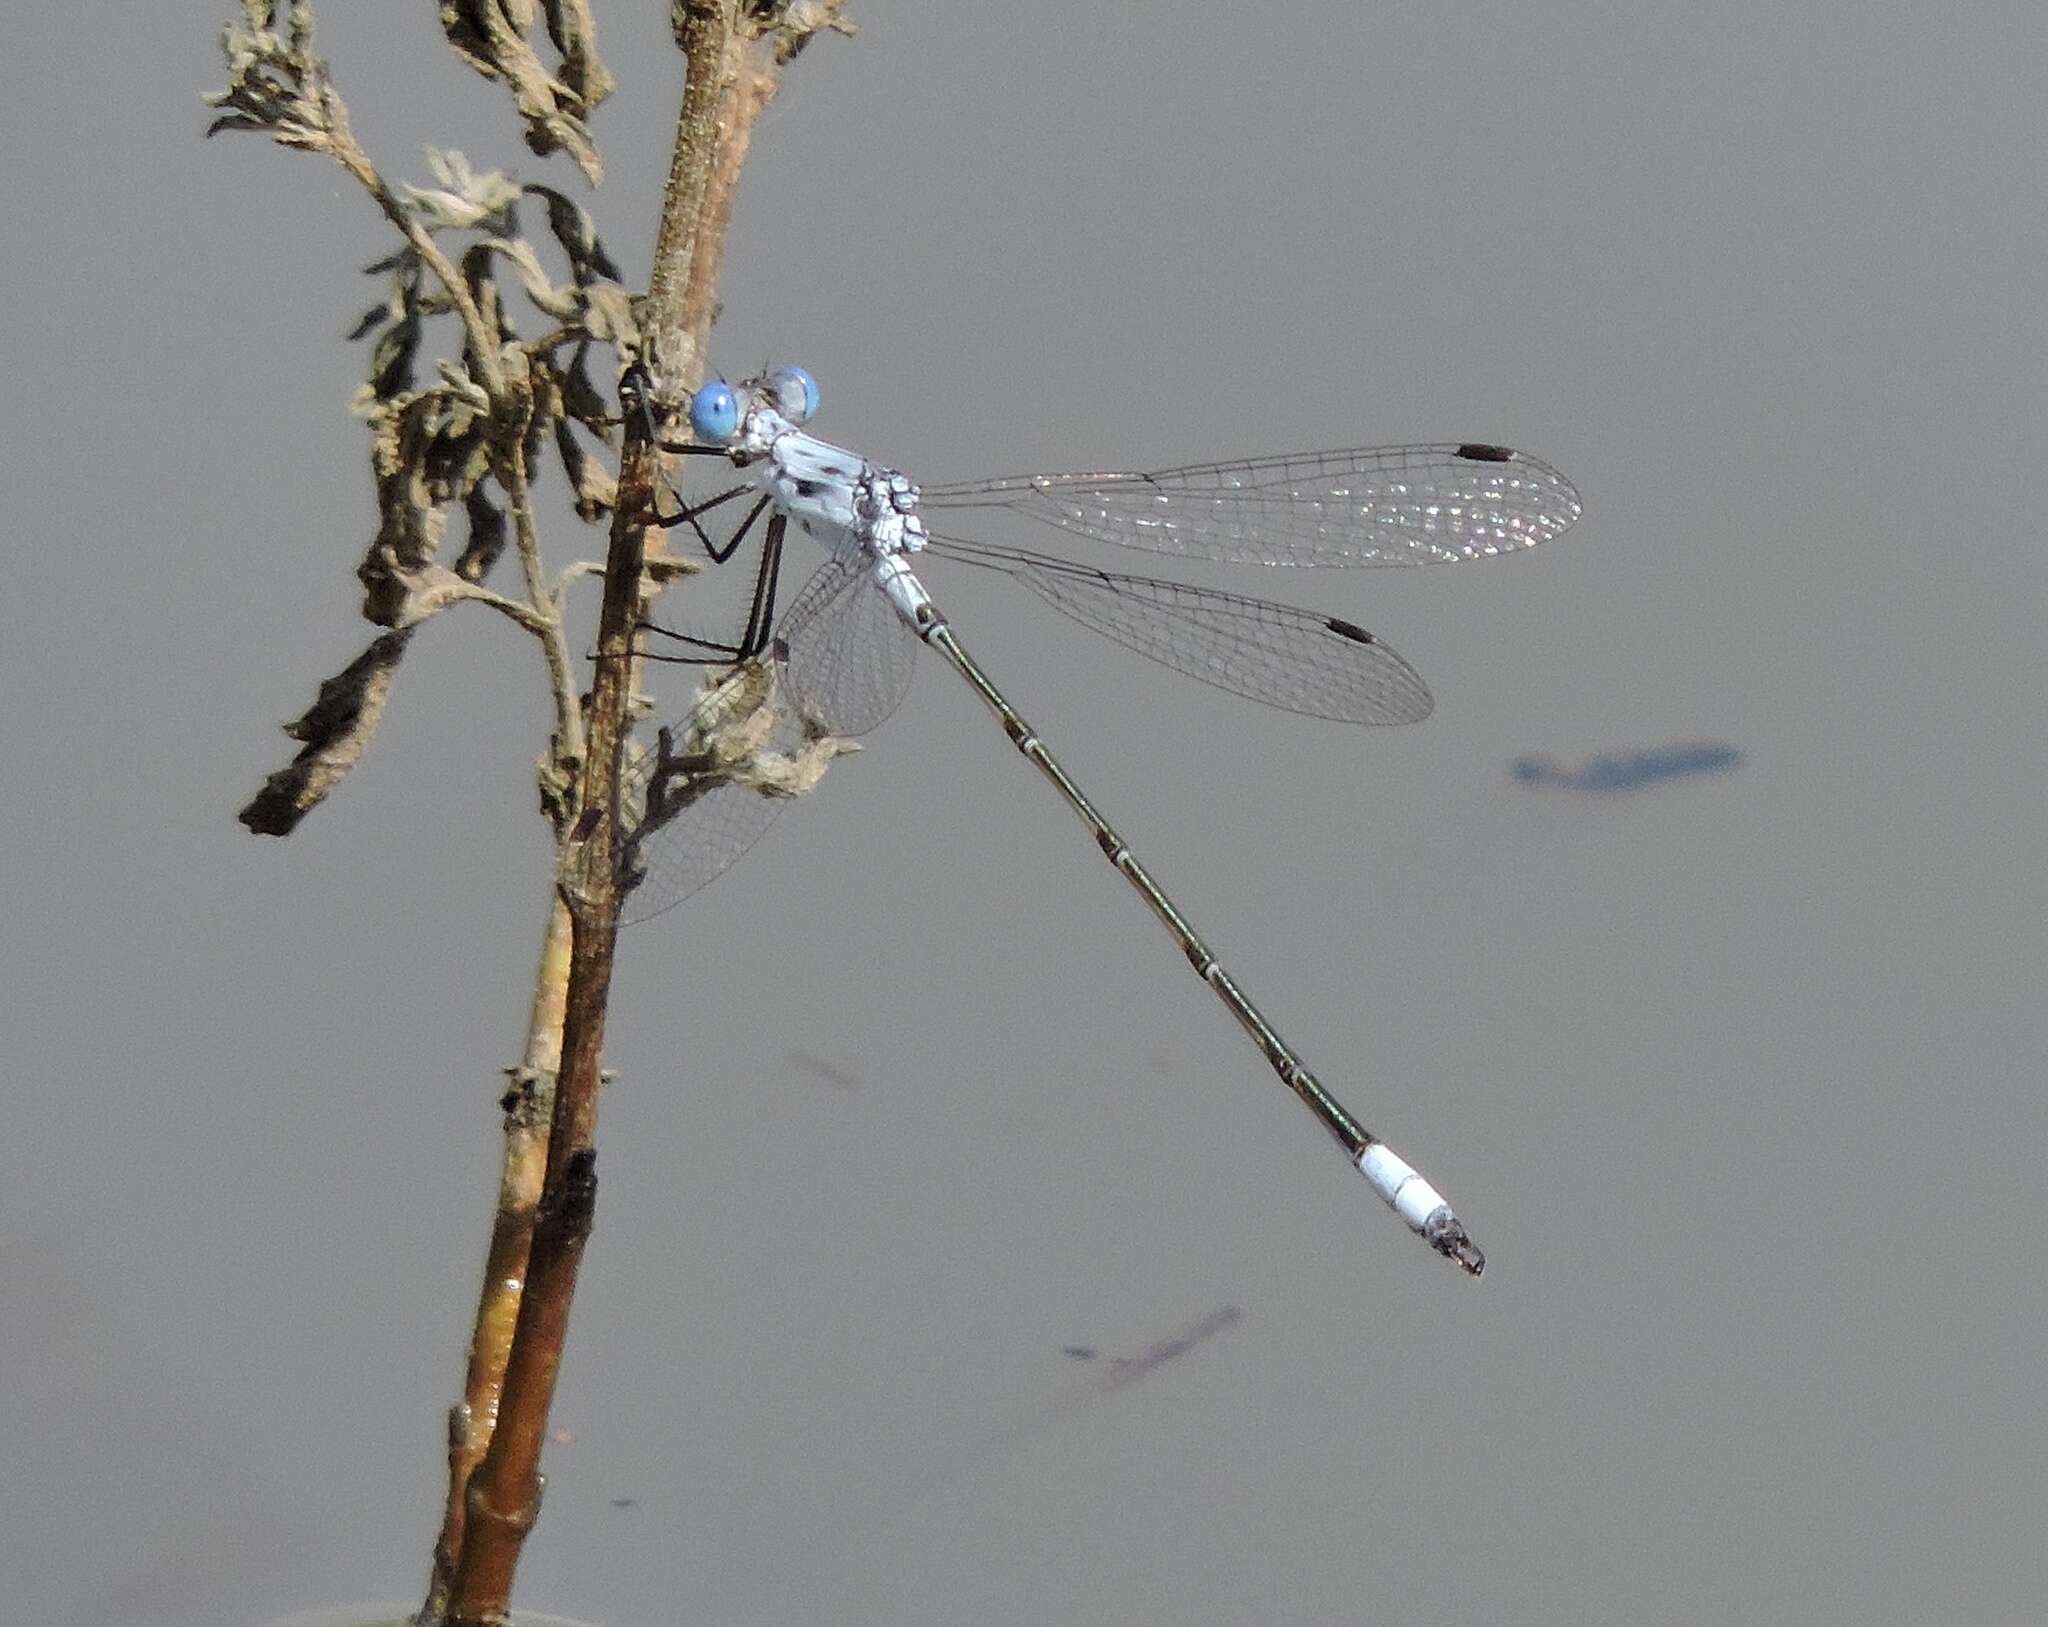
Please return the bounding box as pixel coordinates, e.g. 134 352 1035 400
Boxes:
687 380 741 445
765 365 819 425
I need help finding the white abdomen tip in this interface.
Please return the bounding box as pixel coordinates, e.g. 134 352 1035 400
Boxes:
1356 1143 1484 1275
1357 1143 1446 1229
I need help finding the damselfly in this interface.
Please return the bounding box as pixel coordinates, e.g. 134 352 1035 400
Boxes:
618 366 1581 1273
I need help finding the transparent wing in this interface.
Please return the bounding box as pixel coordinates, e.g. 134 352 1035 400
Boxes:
617 665 794 924
620 779 787 924
919 443 1581 568
776 553 920 737
927 538 1431 725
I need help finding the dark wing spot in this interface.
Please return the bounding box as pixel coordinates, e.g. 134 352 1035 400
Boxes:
1455 443 1514 463
1325 616 1376 644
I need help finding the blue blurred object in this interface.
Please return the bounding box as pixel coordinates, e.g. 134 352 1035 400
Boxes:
1512 741 1742 794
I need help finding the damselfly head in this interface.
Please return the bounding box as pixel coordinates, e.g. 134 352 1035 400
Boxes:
692 366 818 446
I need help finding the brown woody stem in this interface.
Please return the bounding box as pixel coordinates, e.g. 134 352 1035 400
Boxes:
437 6 843 1623
422 898 567 1621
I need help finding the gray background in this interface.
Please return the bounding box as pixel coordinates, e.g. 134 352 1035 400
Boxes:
6 3 2043 1623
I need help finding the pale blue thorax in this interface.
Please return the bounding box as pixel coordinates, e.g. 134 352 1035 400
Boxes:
716 386 937 629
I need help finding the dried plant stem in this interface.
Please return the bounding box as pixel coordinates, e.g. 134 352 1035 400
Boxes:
504 432 584 769
425 898 568 1620
438 7 843 1622
643 5 773 388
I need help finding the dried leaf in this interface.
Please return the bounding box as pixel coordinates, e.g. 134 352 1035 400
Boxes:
700 0 856 62
542 0 613 112
366 561 490 629
436 0 607 184
367 314 421 398
358 504 449 625
203 0 340 154
239 629 415 836
344 304 389 343
553 418 616 520
457 486 509 581
524 183 621 283
403 148 522 230
553 343 613 438
470 235 581 319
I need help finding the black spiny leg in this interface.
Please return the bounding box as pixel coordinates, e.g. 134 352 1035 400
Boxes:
617 362 790 664
737 511 788 655
648 482 761 556
641 509 789 666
